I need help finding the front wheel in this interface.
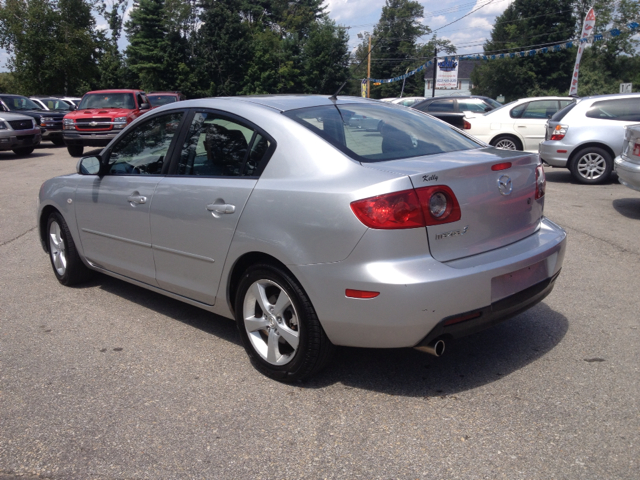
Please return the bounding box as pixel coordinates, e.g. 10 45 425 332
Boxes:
47 212 94 286
67 145 84 157
235 264 334 382
51 138 65 146
12 147 35 156
569 147 613 184
490 135 522 151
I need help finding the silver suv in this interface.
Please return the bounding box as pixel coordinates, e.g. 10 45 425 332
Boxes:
0 112 41 156
539 93 640 184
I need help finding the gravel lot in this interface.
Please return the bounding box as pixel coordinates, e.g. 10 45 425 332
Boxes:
1 144 639 479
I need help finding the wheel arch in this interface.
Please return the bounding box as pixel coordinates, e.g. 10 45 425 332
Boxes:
568 142 615 165
39 205 61 253
226 252 299 318
489 132 524 148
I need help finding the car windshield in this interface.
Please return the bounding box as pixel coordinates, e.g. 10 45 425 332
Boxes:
78 93 135 110
284 103 481 162
1 95 43 111
41 98 73 111
147 94 178 107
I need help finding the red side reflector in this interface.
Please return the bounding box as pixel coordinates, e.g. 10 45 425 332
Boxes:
443 311 482 326
557 149 567 153
491 162 512 171
345 289 380 299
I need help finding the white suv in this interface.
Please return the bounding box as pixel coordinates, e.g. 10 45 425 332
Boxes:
539 93 640 184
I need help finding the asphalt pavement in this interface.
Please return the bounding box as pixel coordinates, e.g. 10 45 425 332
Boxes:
1 144 638 479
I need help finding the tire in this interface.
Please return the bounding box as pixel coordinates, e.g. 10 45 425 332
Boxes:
12 147 35 156
569 147 613 184
46 212 94 286
235 263 335 382
67 145 84 157
490 135 522 151
51 138 65 146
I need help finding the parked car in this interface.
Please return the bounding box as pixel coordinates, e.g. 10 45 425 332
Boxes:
615 123 640 192
389 96 426 107
30 97 75 112
0 112 41 155
147 91 186 107
0 94 66 145
62 89 151 157
464 96 575 152
411 95 502 129
38 95 566 382
539 93 640 184
58 96 83 107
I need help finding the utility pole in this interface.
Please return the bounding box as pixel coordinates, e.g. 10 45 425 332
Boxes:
367 34 372 98
431 47 437 98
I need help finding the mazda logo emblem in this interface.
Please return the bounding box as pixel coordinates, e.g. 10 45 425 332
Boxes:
498 175 513 196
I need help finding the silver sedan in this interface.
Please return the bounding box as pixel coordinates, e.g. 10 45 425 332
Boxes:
37 95 567 381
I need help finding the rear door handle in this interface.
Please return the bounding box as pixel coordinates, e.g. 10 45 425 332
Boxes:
127 195 147 205
207 203 236 214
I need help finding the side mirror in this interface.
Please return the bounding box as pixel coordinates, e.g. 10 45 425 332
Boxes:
76 155 101 175
140 103 150 110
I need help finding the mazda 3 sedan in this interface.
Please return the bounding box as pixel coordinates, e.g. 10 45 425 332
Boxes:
38 95 567 381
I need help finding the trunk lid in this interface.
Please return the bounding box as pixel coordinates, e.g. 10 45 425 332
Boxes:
365 147 543 262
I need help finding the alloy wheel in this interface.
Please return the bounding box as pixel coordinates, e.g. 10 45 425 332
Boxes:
49 220 67 276
495 138 517 150
242 279 300 366
576 152 606 181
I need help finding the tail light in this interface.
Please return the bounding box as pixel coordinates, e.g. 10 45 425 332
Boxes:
350 185 461 229
463 120 471 129
535 164 546 199
550 124 568 141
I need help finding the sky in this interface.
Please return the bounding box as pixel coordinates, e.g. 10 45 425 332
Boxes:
0 0 515 75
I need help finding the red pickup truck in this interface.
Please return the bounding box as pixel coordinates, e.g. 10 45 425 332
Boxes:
62 89 151 157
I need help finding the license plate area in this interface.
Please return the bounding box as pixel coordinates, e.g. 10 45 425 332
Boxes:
491 260 549 303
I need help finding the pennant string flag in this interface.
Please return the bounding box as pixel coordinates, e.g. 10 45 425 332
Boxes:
365 20 640 84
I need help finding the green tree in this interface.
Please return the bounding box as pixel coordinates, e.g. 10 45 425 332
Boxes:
124 0 169 91
471 0 577 101
0 0 97 95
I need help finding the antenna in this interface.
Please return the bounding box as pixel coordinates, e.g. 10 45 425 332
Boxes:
330 35 382 101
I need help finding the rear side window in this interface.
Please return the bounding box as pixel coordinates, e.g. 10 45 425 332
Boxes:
586 98 640 121
427 100 454 112
284 103 480 162
551 102 577 122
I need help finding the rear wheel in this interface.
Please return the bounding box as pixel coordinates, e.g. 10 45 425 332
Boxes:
47 212 94 286
12 147 35 156
490 135 522 151
235 264 334 382
67 145 84 157
569 147 613 184
51 138 65 146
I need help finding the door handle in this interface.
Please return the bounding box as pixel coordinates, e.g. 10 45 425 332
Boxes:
207 203 236 214
127 195 147 205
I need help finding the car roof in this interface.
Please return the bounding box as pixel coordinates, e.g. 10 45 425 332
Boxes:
84 89 145 94
171 95 381 113
574 92 640 103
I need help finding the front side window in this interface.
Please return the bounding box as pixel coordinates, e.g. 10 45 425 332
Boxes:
107 112 183 175
79 93 135 110
177 112 269 177
586 98 640 121
284 103 481 162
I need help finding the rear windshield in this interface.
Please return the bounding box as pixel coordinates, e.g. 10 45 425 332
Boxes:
283 103 481 162
551 102 577 122
148 94 178 107
78 93 136 110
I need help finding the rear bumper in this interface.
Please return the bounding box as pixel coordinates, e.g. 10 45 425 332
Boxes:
539 141 572 167
615 155 640 191
293 217 567 348
64 131 118 147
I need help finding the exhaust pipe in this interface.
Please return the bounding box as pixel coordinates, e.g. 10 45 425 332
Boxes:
414 338 445 357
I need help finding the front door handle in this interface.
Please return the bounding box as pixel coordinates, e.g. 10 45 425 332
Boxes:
127 195 147 205
207 203 236 215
